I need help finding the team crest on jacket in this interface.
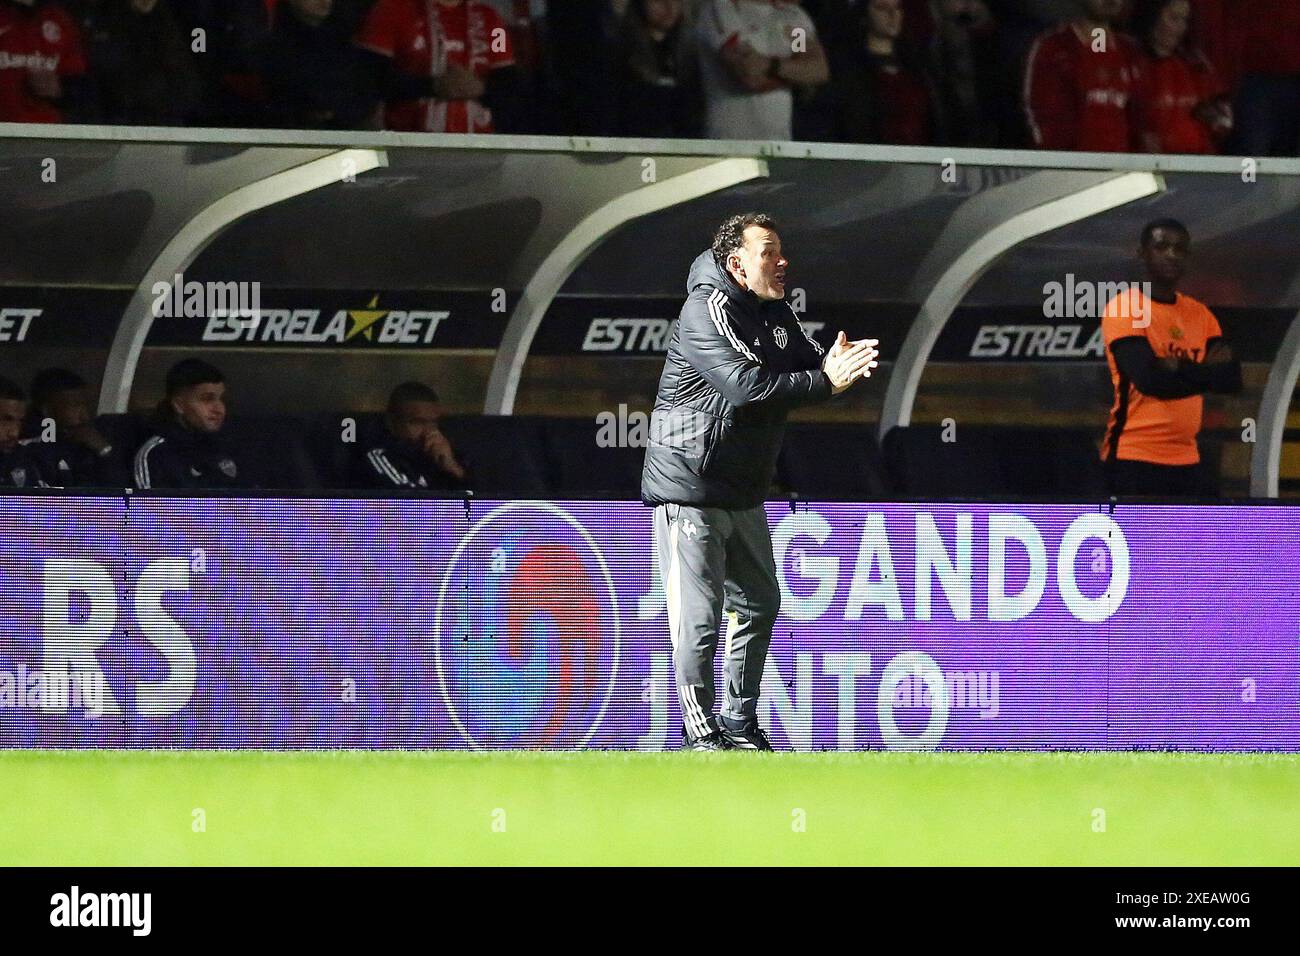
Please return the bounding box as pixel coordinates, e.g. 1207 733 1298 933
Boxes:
772 326 789 349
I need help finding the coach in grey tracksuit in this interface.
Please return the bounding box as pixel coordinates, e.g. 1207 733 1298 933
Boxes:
641 213 879 748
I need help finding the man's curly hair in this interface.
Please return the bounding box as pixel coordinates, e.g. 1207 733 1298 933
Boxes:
711 212 779 269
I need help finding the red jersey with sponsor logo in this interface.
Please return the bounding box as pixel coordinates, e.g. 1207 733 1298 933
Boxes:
1025 23 1139 152
0 2 86 123
1133 51 1225 155
357 0 514 133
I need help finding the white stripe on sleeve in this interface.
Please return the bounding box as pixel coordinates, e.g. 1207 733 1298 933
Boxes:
133 436 164 489
707 289 760 364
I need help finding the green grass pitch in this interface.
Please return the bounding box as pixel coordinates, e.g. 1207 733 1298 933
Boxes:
3 751 1298 866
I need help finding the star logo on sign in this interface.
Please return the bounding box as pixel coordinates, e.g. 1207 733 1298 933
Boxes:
347 295 388 342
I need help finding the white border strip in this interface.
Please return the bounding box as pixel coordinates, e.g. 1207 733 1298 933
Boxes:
4 123 1299 176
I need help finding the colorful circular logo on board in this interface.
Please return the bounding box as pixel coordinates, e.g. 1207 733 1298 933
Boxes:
433 502 621 749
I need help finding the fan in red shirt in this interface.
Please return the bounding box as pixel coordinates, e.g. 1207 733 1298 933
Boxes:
1130 0 1230 154
1023 0 1140 151
831 0 933 146
0 0 87 123
356 0 516 133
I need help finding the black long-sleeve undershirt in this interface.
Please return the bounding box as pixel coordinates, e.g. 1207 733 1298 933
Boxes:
1110 336 1243 399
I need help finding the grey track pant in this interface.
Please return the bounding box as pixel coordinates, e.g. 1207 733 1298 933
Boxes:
652 502 781 739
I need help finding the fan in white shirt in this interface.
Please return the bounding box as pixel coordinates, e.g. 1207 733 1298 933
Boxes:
695 0 829 140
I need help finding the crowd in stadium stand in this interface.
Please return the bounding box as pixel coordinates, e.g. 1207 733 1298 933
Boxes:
0 0 1292 155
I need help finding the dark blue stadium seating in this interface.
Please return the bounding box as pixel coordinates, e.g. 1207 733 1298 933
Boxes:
437 414 552 495
93 411 1131 499
305 410 385 491
221 416 320 490
777 423 891 499
95 413 147 485
543 416 646 496
881 425 1106 497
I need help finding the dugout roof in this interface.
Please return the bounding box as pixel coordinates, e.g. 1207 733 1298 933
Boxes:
0 125 1298 493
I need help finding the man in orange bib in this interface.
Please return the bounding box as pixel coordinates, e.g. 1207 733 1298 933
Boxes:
1100 218 1242 496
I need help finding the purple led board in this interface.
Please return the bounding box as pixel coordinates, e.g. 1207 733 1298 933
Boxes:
0 494 1296 750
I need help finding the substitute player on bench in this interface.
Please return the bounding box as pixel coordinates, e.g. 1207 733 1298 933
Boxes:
1101 218 1242 496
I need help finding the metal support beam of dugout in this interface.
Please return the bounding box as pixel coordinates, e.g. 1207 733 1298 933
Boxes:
482 157 769 415
1251 309 1300 497
878 170 1166 444
97 148 387 414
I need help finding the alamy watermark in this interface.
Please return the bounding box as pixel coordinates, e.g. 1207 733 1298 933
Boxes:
0 664 107 716
1043 275 1152 328
596 403 711 456
50 886 151 937
891 669 1000 719
151 273 261 323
